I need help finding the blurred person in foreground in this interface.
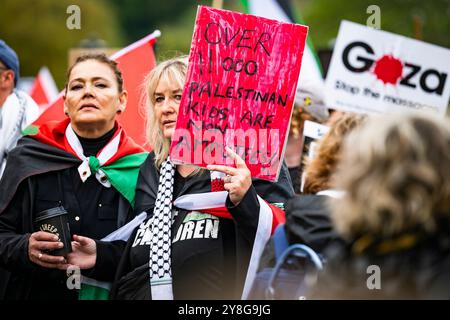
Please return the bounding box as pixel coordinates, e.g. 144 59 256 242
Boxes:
309 113 450 299
0 40 39 178
254 113 365 275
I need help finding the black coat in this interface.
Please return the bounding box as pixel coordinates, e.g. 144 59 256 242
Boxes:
257 194 342 271
284 194 341 252
110 153 294 300
0 137 134 300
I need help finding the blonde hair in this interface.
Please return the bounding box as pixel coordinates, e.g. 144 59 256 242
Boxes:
303 113 365 194
144 56 188 169
331 113 450 239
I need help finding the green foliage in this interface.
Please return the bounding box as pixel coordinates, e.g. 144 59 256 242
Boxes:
154 0 258 59
0 0 123 87
294 0 450 49
109 0 208 43
156 3 208 58
1 0 447 89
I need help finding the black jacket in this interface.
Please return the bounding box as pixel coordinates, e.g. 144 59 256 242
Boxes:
284 194 341 252
110 153 294 300
257 194 342 271
0 136 134 300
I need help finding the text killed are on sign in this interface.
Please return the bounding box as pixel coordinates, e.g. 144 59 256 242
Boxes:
325 21 450 116
170 6 308 181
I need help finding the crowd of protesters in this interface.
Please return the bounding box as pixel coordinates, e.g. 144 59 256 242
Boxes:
1 38 450 300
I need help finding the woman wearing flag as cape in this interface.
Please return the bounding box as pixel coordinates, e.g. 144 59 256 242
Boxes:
0 54 148 300
67 56 294 300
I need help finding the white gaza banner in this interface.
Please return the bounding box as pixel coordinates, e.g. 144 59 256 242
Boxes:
325 20 450 116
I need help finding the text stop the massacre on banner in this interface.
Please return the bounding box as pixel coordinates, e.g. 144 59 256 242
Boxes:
170 6 308 181
325 21 450 116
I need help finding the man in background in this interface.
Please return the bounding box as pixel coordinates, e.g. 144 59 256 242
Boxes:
0 40 39 178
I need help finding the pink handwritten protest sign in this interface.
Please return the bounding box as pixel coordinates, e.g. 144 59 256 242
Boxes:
170 6 308 181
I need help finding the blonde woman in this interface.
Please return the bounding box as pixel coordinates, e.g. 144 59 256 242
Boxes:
109 57 294 300
310 113 450 299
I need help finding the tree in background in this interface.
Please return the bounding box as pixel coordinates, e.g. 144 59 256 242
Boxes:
1 0 448 87
296 0 450 49
0 0 123 87
108 0 212 56
141 0 449 62
109 0 201 42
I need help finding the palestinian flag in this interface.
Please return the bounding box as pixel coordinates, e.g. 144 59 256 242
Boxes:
79 211 148 300
0 118 148 215
241 0 323 87
79 152 292 300
104 152 293 300
174 191 285 232
174 191 285 299
0 119 148 300
81 190 286 300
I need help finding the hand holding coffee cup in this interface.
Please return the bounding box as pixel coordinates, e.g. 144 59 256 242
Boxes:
28 231 66 268
31 207 73 268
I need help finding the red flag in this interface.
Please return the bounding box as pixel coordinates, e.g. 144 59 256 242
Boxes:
203 202 285 233
29 67 59 114
33 31 160 150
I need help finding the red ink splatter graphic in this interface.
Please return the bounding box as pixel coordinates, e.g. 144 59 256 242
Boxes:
211 178 225 192
373 55 403 85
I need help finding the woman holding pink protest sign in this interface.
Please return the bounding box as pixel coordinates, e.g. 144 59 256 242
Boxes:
103 56 293 300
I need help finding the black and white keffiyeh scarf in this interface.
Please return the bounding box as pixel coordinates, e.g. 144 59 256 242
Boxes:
146 158 289 300
149 158 175 300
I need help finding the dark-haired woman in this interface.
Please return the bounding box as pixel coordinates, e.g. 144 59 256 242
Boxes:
0 54 147 300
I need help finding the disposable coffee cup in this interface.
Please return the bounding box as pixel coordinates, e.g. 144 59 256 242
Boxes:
35 206 72 256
